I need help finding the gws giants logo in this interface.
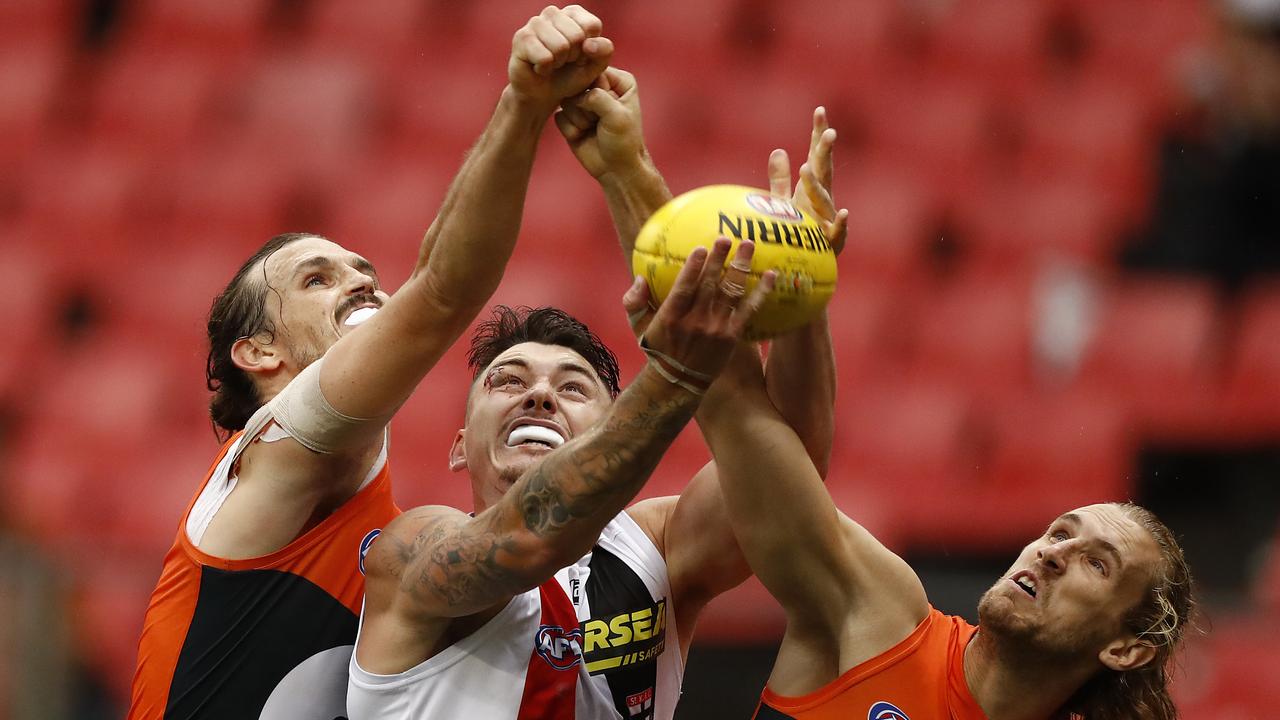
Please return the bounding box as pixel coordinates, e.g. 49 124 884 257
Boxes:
868 701 910 720
535 625 584 670
358 529 381 575
745 193 803 221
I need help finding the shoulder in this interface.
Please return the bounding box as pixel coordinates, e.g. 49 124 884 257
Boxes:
366 506 469 581
625 496 678 556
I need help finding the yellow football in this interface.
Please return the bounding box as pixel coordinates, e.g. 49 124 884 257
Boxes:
633 184 837 339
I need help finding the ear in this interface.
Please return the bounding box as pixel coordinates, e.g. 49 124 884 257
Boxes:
231 335 283 375
1098 635 1157 672
448 429 468 472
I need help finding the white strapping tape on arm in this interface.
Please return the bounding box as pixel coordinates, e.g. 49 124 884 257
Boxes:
266 355 385 454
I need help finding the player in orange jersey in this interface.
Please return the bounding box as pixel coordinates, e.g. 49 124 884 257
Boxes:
128 7 618 718
697 341 1197 719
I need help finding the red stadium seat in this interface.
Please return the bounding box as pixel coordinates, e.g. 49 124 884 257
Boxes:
87 46 223 156
836 381 979 544
608 0 738 68
0 0 75 46
385 65 507 164
1077 278 1220 440
838 157 939 284
233 53 378 188
1222 285 1280 439
125 0 271 58
170 146 294 246
17 142 145 268
302 0 425 67
73 557 160 704
924 0 1053 99
861 76 991 202
326 156 451 267
1016 77 1154 227
0 43 64 169
1070 0 1209 100
827 278 907 389
1172 614 1280 716
973 392 1134 547
909 273 1033 404
956 174 1124 272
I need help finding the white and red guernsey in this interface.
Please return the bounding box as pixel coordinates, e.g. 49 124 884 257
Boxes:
348 513 683 720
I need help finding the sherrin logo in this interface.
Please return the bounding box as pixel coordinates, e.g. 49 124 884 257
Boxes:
535 625 584 670
358 529 381 575
745 193 803 221
868 701 910 720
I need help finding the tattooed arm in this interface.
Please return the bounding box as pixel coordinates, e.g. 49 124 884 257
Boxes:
355 240 776 675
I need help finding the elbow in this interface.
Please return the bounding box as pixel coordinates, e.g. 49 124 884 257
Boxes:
505 532 586 593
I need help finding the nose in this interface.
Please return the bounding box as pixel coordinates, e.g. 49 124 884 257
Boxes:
523 382 558 414
344 266 377 296
1037 541 1069 576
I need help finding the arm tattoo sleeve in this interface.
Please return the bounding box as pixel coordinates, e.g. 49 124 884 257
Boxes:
396 367 698 613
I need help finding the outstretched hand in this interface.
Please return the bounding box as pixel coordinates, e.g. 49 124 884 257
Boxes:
623 240 775 394
555 67 648 180
508 5 614 115
767 107 849 255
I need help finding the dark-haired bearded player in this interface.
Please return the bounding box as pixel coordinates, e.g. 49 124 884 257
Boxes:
128 7 617 719
348 79 850 720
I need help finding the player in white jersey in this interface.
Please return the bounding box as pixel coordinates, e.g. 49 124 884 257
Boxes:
349 11 848 717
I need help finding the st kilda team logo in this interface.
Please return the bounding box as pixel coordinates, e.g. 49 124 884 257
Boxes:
868 700 910 720
535 624 585 670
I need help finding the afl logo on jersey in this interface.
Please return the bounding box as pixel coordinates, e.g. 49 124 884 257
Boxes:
868 701 910 720
358 529 381 575
745 193 803 221
535 624 584 670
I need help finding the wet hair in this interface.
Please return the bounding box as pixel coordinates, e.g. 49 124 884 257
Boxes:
467 306 621 398
1057 503 1196 720
206 233 319 438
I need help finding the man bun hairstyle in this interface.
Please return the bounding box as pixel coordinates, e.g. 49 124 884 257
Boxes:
467 306 621 398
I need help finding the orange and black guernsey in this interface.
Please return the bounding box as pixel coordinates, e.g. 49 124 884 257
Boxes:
754 608 988 720
128 431 399 719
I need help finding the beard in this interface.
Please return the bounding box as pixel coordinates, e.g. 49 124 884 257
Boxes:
285 335 325 371
976 582 1107 660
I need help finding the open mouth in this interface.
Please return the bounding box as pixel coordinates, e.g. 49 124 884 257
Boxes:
343 306 379 327
1011 571 1038 599
505 423 566 449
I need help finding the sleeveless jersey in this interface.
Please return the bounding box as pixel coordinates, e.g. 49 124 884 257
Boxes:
348 512 683 720
128 414 399 720
754 608 987 720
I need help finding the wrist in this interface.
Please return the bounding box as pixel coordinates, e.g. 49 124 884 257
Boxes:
499 85 556 128
636 359 707 405
597 151 660 189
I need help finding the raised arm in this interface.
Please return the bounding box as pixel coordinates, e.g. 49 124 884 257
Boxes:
321 6 615 424
559 86 846 471
697 347 928 682
760 108 849 477
357 242 777 672
555 67 670 263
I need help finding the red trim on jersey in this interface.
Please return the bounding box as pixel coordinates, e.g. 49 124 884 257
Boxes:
517 580 582 720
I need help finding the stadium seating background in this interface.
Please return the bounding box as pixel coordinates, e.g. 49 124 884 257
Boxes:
0 0 1277 716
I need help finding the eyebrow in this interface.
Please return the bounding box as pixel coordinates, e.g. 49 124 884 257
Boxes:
491 359 602 387
292 255 379 279
1056 513 1125 571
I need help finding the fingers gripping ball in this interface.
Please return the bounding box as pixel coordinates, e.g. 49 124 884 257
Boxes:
633 185 837 339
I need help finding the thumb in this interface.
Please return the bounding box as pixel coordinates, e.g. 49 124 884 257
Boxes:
579 86 629 125
576 36 614 82
623 275 655 336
